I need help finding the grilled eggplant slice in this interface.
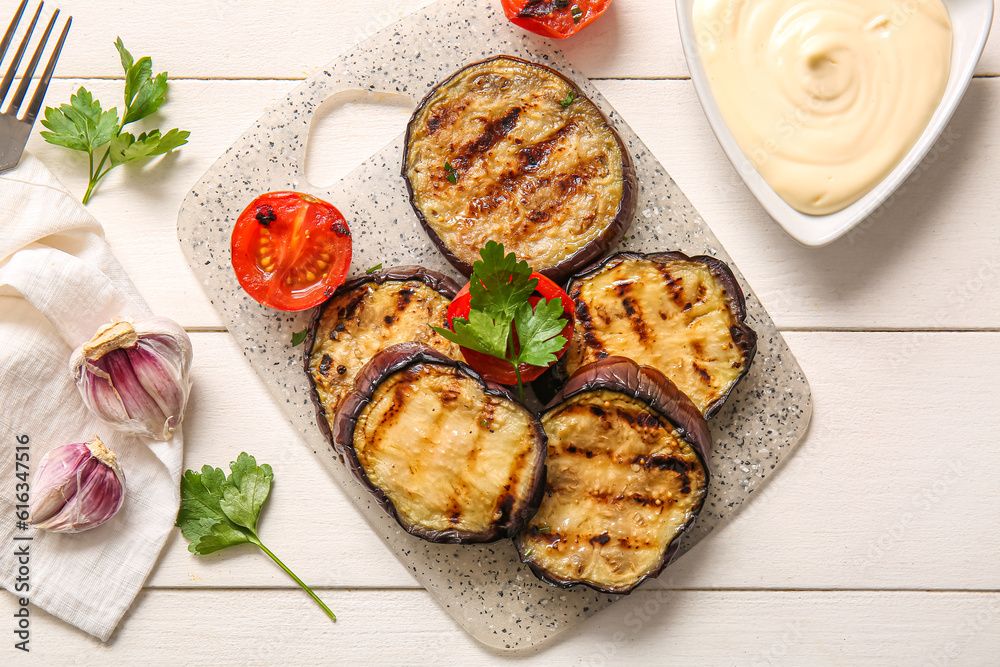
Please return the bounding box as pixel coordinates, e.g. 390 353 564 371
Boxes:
333 342 547 543
516 357 711 594
306 266 462 441
561 251 757 417
403 55 637 282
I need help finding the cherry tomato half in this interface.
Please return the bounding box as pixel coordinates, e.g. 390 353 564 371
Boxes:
230 191 352 311
501 0 612 39
446 272 575 385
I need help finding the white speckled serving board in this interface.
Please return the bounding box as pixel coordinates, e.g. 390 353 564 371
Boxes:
177 0 811 651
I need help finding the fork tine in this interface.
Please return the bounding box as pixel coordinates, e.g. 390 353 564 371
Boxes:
0 0 28 64
23 13 68 124
9 8 57 115
0 0 42 111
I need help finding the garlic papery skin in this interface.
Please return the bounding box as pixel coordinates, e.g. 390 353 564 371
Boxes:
70 316 193 441
28 436 126 533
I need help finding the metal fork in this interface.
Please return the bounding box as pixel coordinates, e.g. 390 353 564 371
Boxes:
0 0 70 173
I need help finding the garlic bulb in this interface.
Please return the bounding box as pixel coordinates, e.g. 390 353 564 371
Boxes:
29 436 126 533
70 316 193 441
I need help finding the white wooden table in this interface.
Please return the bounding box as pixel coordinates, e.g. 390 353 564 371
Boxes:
5 0 1000 663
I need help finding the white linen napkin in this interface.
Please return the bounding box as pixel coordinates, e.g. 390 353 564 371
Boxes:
0 154 182 641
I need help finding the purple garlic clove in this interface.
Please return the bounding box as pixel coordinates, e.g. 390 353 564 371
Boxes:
70 317 193 441
29 436 126 533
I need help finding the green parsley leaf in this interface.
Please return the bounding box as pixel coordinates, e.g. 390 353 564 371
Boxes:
432 309 510 360
571 5 583 23
40 87 119 152
366 263 383 274
40 39 190 204
290 328 309 347
512 299 568 369
469 240 537 321
177 453 336 621
429 242 569 401
108 128 190 166
218 453 273 532
560 90 576 108
444 162 458 184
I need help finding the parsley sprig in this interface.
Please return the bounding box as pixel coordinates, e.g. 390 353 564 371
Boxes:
40 39 190 204
176 452 336 622
431 241 568 401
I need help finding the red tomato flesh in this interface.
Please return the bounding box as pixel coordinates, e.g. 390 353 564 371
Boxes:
230 191 352 311
501 0 612 39
446 272 575 385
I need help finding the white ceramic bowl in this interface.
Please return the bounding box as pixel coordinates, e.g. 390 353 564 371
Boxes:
676 0 994 246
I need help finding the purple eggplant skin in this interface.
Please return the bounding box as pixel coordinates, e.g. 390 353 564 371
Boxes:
537 250 758 418
332 342 548 544
402 55 638 283
515 356 712 594
304 265 461 452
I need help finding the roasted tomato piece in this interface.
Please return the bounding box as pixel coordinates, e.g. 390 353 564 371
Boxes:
501 0 613 39
446 271 575 385
230 191 352 311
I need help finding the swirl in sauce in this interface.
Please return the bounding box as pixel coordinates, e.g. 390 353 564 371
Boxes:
693 0 952 215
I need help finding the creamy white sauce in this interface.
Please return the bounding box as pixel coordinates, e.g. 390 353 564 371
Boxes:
693 0 952 215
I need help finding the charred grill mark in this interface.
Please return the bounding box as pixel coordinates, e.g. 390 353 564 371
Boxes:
680 475 691 495
643 455 690 474
318 354 333 376
612 281 633 297
383 315 395 325
516 158 604 231
653 263 689 308
337 292 366 322
634 412 662 429
466 170 520 217
691 340 704 357
329 322 347 340
589 532 611 546
518 122 576 172
463 122 577 221
426 100 465 134
494 493 516 526
395 287 415 311
574 298 594 328
692 361 713 385
454 107 522 168
696 282 708 304
337 365 347 375
589 405 605 417
621 296 651 343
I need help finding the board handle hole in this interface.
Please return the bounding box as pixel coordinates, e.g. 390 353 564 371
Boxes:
303 89 414 188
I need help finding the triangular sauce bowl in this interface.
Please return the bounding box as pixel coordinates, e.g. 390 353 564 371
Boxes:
676 0 993 246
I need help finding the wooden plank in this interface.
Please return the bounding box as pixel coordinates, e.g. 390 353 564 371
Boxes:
143 330 1000 590
29 1 1000 80
24 78 1000 330
5 589 999 663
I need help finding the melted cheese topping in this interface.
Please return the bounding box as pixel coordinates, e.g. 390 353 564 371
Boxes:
309 280 460 430
406 57 625 271
693 0 952 215
522 391 707 591
566 259 746 414
353 364 541 535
